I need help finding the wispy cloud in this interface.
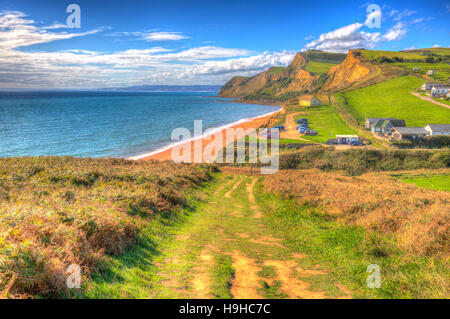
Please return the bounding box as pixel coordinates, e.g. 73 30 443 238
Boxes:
383 22 407 41
0 10 101 49
144 31 189 41
302 7 411 53
392 9 416 21
0 10 291 88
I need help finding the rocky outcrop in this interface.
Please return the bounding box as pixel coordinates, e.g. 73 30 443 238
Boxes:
322 50 371 91
218 50 370 101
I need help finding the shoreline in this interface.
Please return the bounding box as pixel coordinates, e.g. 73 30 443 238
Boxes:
129 106 283 161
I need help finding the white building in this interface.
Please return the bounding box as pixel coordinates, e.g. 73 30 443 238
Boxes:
430 86 449 97
421 83 446 91
424 124 450 136
426 70 434 76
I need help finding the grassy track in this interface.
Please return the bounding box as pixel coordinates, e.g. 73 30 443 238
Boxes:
83 170 448 299
84 173 352 299
341 75 450 126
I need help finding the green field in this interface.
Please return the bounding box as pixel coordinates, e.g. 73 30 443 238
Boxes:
305 61 338 74
294 105 356 143
397 174 450 191
269 66 286 75
358 49 426 61
341 75 450 126
393 62 450 82
406 47 450 56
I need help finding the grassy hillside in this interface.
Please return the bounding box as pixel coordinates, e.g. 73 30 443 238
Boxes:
0 157 214 298
359 50 426 61
301 50 346 64
259 169 449 298
340 75 450 126
405 47 450 57
394 171 450 191
305 61 338 75
294 106 356 143
392 62 450 82
269 66 287 75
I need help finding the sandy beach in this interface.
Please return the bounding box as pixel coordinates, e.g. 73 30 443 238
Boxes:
133 108 282 162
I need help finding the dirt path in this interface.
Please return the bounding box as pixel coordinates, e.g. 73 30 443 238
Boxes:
410 91 450 109
152 174 352 299
280 112 315 142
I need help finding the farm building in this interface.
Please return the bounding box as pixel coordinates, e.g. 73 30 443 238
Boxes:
365 117 401 130
424 124 450 136
336 135 359 144
430 85 449 97
412 67 420 72
299 95 322 107
371 119 406 134
390 127 428 141
426 70 435 76
420 83 446 91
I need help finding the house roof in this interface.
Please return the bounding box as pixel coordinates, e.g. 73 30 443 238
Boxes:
392 127 428 135
366 117 398 123
373 119 406 128
426 124 450 132
336 135 359 138
431 86 450 90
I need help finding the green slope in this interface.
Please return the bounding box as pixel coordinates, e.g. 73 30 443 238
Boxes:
341 75 450 126
305 61 338 75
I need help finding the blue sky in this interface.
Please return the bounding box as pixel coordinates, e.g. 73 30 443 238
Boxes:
0 0 448 88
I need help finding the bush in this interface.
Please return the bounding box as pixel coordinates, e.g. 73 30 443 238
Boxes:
278 146 450 175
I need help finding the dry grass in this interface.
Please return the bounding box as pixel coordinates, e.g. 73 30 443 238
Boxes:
263 169 449 258
0 157 214 298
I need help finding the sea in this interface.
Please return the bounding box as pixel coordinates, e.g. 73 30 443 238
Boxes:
0 91 279 158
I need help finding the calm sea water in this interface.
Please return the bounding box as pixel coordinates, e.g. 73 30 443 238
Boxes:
0 91 279 158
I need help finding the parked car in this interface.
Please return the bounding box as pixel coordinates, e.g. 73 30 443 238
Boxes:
272 125 285 132
296 119 308 124
298 127 307 133
305 129 318 136
350 141 364 146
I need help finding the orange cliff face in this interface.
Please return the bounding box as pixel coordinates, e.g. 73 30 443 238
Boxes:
322 50 371 91
218 68 285 98
218 50 373 100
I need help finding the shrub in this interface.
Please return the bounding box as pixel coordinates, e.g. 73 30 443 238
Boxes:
0 157 214 298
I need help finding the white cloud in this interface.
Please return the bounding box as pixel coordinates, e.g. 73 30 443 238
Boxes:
0 10 291 88
185 51 295 75
392 9 416 21
302 8 412 53
432 44 440 48
303 23 381 53
0 10 101 49
383 22 407 41
402 46 416 50
144 32 189 41
42 23 69 30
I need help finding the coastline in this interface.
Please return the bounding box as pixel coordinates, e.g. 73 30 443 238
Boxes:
129 106 282 161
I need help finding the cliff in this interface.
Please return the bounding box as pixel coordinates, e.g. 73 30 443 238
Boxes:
218 49 389 103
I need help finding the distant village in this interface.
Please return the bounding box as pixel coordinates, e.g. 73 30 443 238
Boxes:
295 79 450 145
